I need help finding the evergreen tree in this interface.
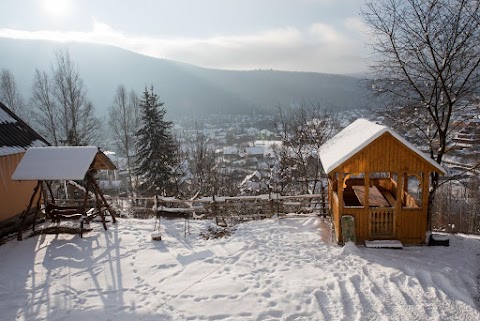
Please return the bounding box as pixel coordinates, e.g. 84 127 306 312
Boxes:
135 87 177 196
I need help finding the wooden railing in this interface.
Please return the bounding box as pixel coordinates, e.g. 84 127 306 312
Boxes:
369 208 395 237
106 193 329 219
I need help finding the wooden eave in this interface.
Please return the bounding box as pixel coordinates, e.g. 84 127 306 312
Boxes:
91 151 117 171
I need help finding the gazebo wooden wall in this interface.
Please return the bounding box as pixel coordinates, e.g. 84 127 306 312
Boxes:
327 131 443 244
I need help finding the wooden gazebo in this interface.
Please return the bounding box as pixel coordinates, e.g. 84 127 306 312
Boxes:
319 119 446 245
12 146 118 240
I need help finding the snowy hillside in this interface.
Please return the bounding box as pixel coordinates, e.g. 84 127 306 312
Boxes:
0 217 478 320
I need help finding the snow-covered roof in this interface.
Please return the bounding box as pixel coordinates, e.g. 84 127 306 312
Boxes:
12 146 116 181
0 101 49 156
223 147 239 155
245 146 264 156
319 119 446 174
254 140 282 148
0 105 16 124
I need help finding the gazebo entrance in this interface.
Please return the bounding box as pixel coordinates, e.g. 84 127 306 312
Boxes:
329 171 428 243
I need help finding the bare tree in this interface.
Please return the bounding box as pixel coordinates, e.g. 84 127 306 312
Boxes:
172 126 229 198
29 51 101 146
171 132 191 197
51 50 100 145
108 85 140 196
0 68 25 117
273 102 337 194
31 69 59 145
187 127 217 197
363 0 480 227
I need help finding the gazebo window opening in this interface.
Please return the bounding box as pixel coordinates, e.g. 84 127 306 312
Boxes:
369 172 397 208
343 173 365 207
403 173 422 208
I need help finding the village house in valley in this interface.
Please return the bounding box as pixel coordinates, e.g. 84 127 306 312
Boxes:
0 101 49 237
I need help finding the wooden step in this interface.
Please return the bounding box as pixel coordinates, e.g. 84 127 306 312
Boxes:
364 240 403 249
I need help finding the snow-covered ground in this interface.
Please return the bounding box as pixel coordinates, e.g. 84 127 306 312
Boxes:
0 216 479 321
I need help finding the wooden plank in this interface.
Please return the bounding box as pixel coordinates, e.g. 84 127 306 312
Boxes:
383 191 396 207
352 186 390 207
364 240 403 249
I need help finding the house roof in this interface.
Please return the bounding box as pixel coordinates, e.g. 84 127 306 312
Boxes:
245 146 265 156
0 101 49 156
319 118 446 174
12 146 116 181
223 147 239 155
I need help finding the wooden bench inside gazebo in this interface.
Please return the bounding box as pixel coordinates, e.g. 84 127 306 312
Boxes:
319 119 446 245
12 146 118 240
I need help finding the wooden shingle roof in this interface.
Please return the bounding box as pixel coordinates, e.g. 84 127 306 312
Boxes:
0 101 49 156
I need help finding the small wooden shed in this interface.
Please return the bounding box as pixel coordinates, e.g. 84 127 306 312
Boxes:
0 101 49 237
319 119 446 244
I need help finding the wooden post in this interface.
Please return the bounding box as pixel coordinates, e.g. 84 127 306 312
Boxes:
45 181 55 204
421 173 429 209
337 173 344 212
154 194 160 232
212 194 218 218
422 172 430 234
88 173 117 223
320 180 326 217
403 174 409 200
79 178 93 238
337 173 344 243
395 173 404 210
31 182 45 232
89 180 108 231
364 172 370 208
269 192 274 216
17 181 42 241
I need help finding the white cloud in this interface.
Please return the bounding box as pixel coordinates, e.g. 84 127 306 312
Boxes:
0 20 369 74
309 22 344 43
344 17 372 39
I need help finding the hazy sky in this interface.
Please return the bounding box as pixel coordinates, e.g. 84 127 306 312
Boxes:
0 0 371 74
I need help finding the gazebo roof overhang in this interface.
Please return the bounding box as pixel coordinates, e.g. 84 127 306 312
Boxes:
319 119 446 175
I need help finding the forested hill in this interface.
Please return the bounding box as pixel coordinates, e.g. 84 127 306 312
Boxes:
0 37 373 118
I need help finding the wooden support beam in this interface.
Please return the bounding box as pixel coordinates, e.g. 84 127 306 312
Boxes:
31 182 45 232
89 180 108 231
87 173 117 224
45 181 55 204
396 172 404 210
364 171 370 208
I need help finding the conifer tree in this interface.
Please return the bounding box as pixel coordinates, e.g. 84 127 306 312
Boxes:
135 87 177 196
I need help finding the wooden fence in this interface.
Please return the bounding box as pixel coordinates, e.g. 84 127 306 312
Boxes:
107 193 328 221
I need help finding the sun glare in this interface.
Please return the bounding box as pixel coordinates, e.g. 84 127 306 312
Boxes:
41 0 71 18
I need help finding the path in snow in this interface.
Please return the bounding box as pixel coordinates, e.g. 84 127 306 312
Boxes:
0 217 478 321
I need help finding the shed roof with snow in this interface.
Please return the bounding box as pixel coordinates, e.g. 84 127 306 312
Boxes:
12 146 116 181
319 119 445 175
0 101 49 156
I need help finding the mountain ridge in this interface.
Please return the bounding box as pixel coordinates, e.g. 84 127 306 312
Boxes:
0 38 373 118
